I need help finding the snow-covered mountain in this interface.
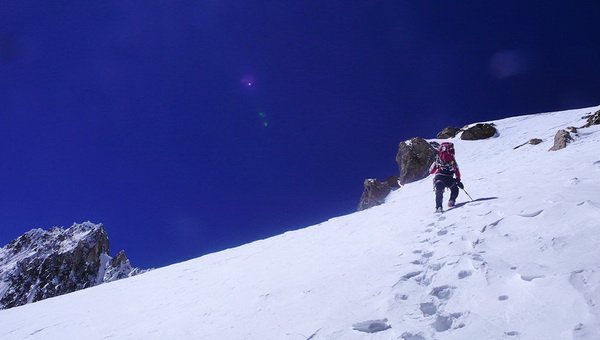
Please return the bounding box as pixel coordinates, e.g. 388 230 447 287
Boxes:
0 222 145 310
0 106 599 339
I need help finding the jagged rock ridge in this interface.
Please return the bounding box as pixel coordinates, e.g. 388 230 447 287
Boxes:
0 222 145 310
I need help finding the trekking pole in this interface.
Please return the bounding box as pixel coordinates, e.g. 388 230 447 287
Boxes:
457 182 473 201
461 187 474 201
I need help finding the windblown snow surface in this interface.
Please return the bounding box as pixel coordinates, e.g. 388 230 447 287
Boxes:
1 106 600 339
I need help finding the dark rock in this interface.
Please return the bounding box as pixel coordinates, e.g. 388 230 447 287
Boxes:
548 130 573 151
436 127 461 139
386 175 401 189
460 123 497 140
513 138 543 150
0 222 146 310
396 138 437 185
357 176 401 211
529 138 543 145
358 179 392 211
581 110 600 128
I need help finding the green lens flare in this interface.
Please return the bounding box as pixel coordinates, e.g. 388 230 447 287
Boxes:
258 112 269 127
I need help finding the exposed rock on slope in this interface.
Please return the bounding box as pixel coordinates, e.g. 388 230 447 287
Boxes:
582 110 600 128
513 138 543 150
0 222 145 310
436 126 461 139
358 177 399 211
396 138 437 185
549 129 574 151
460 123 497 140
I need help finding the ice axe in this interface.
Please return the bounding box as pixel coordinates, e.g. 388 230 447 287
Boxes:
457 182 473 201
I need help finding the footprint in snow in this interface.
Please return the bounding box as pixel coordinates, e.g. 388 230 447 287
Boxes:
471 254 484 262
458 270 472 279
518 209 544 217
352 319 391 333
420 302 437 316
400 332 426 340
430 285 454 300
432 312 463 332
394 271 425 287
429 263 443 271
520 274 545 282
402 271 423 280
396 294 409 301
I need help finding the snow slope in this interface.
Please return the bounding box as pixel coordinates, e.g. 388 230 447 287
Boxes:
1 106 599 339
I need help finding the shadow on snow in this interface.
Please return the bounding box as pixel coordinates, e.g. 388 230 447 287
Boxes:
452 197 499 209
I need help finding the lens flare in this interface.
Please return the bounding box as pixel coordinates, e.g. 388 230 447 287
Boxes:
241 75 255 87
258 112 269 128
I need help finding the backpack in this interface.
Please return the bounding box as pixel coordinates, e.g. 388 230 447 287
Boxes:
438 142 455 164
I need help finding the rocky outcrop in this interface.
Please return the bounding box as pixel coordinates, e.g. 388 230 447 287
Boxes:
581 110 600 128
396 138 437 185
0 222 145 310
460 123 497 140
358 177 399 211
358 137 436 210
436 127 461 139
104 250 144 281
513 138 543 150
549 129 573 151
529 138 543 145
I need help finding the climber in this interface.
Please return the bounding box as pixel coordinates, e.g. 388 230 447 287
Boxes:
429 142 463 213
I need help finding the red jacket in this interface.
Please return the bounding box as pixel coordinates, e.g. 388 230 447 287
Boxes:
429 157 461 182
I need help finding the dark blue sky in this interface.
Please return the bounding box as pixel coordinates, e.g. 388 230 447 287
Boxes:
1 1 599 268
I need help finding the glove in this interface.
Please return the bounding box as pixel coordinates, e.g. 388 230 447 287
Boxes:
457 181 464 189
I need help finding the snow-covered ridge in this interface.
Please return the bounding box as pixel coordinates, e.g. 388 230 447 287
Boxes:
0 222 145 310
0 106 599 339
